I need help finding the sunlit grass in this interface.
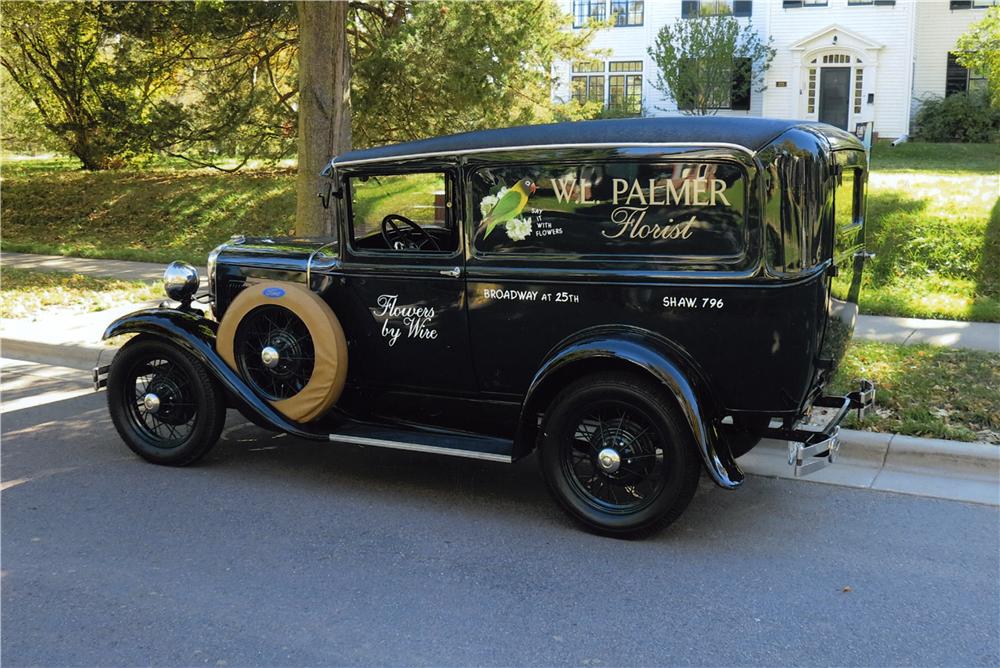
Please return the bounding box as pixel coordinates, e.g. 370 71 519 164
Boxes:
831 340 1000 444
0 267 160 320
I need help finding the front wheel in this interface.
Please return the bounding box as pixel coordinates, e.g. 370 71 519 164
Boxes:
539 373 701 538
107 337 227 466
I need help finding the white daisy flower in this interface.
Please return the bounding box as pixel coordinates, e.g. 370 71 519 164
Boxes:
505 217 532 242
479 187 509 218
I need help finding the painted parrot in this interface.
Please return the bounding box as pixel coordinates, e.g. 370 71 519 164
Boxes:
479 178 536 239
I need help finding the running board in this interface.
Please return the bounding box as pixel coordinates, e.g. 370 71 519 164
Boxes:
327 422 513 463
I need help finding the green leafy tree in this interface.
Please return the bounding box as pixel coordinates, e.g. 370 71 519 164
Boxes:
955 6 1000 108
647 16 774 116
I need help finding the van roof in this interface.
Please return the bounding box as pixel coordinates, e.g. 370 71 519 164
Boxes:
331 117 856 166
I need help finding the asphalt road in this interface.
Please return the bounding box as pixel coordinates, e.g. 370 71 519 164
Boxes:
3 360 999 667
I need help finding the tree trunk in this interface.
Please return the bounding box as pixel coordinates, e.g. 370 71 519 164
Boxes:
294 0 352 237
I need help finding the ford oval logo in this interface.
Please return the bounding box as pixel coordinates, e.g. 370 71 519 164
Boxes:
262 287 285 298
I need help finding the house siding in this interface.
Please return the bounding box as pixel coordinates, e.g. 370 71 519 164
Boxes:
554 0 987 138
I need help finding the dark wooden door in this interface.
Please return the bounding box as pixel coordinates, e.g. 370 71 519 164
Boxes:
819 67 851 130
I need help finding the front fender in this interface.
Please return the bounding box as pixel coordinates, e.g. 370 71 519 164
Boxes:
519 328 743 489
103 308 331 440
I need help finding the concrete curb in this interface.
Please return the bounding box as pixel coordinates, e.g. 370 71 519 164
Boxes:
740 430 1000 506
2 335 997 506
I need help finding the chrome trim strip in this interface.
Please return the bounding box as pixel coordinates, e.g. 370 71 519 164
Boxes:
327 433 512 463
332 142 757 167
306 240 339 289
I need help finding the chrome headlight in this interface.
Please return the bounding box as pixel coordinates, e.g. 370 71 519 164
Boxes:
163 261 200 302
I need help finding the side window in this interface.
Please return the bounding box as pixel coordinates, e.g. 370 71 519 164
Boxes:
835 167 863 229
348 172 456 253
471 161 747 258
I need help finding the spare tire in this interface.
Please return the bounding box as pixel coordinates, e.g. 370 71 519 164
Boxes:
216 281 347 423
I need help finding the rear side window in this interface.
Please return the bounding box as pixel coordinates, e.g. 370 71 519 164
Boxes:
835 166 864 229
471 161 746 258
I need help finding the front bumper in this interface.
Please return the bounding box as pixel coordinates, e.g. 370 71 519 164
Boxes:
766 380 876 477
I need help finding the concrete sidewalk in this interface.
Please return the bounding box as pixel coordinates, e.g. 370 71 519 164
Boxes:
2 250 999 352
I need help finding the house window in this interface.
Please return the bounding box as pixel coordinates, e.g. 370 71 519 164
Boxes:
677 58 751 111
571 62 606 105
950 0 997 8
822 54 851 64
853 68 864 114
608 61 643 115
783 0 828 7
572 0 606 26
807 68 817 114
681 0 753 17
945 52 986 95
611 0 643 25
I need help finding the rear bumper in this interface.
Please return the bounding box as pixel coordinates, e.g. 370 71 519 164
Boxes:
766 380 875 477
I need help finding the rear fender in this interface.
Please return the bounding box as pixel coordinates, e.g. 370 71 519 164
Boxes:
102 308 332 440
517 327 743 489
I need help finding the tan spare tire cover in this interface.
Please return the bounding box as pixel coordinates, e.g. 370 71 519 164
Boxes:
217 281 347 423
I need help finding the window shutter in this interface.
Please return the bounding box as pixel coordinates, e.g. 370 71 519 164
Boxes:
949 0 972 9
945 52 968 96
730 58 752 110
734 0 753 16
681 1 699 18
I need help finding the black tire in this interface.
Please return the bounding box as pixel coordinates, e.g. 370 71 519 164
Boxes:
539 372 701 538
107 337 227 466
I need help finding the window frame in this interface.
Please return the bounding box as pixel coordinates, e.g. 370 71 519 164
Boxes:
610 0 644 26
608 60 643 116
344 167 462 260
683 0 753 16
572 0 607 27
467 158 751 266
677 57 751 111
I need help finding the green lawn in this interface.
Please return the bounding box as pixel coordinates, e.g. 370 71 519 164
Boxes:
0 267 160 319
832 340 999 444
2 142 998 321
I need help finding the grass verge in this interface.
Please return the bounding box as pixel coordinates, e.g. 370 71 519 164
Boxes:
2 144 998 321
0 268 160 320
831 340 999 444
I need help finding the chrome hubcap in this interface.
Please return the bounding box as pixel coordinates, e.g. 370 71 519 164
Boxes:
597 447 621 473
260 346 280 369
142 392 161 414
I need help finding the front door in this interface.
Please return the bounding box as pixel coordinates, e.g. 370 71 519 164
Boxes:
819 67 851 130
338 168 475 395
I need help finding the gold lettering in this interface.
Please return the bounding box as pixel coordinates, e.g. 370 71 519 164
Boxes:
693 179 708 205
666 180 690 206
612 179 629 205
550 178 577 204
627 180 647 206
648 179 664 205
712 179 731 206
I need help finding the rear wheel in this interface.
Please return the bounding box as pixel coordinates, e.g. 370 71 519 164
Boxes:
107 337 227 466
539 373 701 538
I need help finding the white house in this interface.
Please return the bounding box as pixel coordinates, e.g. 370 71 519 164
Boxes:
553 0 994 138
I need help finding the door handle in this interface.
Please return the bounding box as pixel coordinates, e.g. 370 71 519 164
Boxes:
854 250 876 261
439 266 461 278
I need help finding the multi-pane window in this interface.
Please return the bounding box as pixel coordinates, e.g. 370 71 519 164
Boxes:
571 62 606 105
950 0 997 8
608 61 643 115
682 0 753 16
853 68 864 114
807 68 817 114
610 0 643 25
822 54 851 64
783 0 828 6
572 0 606 26
946 52 986 95
677 58 751 111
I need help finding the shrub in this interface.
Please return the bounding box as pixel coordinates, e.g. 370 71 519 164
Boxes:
912 91 1000 143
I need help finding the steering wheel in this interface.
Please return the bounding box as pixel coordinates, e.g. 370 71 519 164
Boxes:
380 214 440 251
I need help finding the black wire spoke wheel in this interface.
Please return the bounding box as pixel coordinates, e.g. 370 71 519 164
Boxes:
234 305 315 401
540 373 701 538
125 357 198 449
563 401 667 514
107 337 227 466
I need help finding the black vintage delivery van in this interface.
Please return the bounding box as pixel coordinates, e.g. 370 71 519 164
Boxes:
96 117 874 536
